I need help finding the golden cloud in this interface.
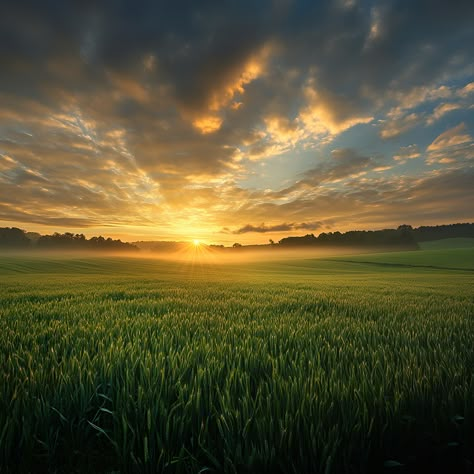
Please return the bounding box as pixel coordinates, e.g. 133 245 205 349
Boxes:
301 80 373 135
426 103 461 125
427 123 472 151
209 43 273 112
192 115 224 134
190 43 274 134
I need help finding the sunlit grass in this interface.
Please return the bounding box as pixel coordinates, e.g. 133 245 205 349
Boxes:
0 250 473 473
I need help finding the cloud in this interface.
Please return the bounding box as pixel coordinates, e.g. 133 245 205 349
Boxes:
381 80 474 137
393 144 421 163
426 103 462 125
457 82 474 97
388 85 453 113
232 221 323 234
427 123 472 151
2 1 473 144
233 223 294 234
300 80 374 135
247 148 382 210
300 148 374 186
192 115 223 134
219 167 474 238
380 113 420 139
426 123 474 165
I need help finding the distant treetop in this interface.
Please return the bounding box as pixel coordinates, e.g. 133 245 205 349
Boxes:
0 228 138 252
278 223 474 248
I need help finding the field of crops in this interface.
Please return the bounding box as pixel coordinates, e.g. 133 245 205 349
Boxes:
1 248 473 473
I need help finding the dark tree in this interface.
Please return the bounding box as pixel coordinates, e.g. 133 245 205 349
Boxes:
0 227 31 248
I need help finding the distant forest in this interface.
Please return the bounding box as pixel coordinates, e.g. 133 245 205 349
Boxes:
277 223 474 248
0 223 473 251
0 228 138 252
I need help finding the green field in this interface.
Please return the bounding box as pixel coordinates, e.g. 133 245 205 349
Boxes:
330 246 474 270
1 248 473 473
418 238 474 251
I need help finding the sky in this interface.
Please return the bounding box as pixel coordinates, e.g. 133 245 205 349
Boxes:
0 0 473 245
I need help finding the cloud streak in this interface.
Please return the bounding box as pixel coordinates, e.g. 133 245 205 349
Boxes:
232 221 323 235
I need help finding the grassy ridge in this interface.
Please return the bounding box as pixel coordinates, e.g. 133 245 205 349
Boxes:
328 247 474 270
418 238 474 250
1 251 473 473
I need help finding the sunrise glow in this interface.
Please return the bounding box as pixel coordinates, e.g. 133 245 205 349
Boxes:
0 2 472 244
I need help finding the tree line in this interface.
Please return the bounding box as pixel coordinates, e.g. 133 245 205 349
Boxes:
277 223 474 247
0 228 137 252
1 223 473 251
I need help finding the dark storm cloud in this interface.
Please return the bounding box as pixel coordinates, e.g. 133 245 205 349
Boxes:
2 0 473 118
0 0 271 106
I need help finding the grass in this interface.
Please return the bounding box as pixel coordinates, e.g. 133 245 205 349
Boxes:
1 248 473 473
418 238 474 250
328 246 474 270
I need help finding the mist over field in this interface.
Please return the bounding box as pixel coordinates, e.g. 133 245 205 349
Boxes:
0 245 420 269
4 223 473 266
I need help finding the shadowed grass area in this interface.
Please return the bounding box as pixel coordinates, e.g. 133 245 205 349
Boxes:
1 251 473 473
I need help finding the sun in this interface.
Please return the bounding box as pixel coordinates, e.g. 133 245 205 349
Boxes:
193 239 200 247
